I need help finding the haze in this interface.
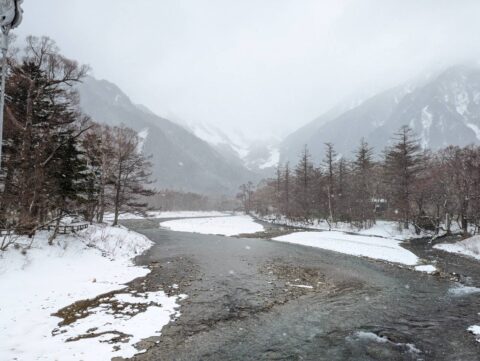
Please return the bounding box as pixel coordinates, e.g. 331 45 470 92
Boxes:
16 0 480 140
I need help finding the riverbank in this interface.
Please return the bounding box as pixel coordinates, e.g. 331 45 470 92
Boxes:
0 224 184 360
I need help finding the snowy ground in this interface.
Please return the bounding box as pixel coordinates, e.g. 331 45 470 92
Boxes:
104 210 230 222
261 215 480 240
262 217 424 240
160 215 264 236
0 224 184 360
273 231 420 266
434 235 480 261
260 215 428 241
148 210 230 219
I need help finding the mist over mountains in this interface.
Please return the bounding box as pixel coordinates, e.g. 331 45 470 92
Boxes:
77 77 259 195
77 64 480 194
281 65 480 163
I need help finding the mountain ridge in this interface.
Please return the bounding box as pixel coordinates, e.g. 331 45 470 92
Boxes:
77 76 258 195
280 65 480 163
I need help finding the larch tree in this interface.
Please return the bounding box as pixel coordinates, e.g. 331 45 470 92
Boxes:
384 126 423 229
294 145 314 220
323 142 337 224
352 138 375 228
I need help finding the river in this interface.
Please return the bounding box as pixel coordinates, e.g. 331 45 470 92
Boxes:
121 218 480 361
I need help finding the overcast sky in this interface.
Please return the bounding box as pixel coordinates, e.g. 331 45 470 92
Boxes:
15 0 480 140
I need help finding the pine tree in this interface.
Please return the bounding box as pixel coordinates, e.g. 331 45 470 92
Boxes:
1 36 89 232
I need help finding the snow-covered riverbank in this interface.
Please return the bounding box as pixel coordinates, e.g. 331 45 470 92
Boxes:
259 215 425 241
104 210 231 222
0 224 184 360
434 235 480 261
160 214 264 236
273 231 420 266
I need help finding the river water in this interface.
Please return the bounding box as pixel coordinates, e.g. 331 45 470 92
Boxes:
122 219 480 361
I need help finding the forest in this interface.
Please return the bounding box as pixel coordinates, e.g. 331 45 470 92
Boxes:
0 36 153 248
244 126 480 236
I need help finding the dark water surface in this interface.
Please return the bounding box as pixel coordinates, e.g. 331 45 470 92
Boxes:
121 219 480 361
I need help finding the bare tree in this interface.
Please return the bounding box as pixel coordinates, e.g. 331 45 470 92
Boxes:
110 126 154 226
237 181 255 214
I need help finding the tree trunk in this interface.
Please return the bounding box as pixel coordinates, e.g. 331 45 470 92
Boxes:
461 214 468 236
113 170 122 227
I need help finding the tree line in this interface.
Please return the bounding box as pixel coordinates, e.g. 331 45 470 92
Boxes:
247 126 480 236
0 36 153 246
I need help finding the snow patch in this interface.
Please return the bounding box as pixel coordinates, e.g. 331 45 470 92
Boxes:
434 236 480 261
273 231 419 266
468 325 480 342
137 128 149 151
420 106 433 149
354 331 389 343
104 210 230 221
414 265 437 274
149 211 230 219
466 123 480 141
258 148 280 169
160 215 264 236
455 90 470 115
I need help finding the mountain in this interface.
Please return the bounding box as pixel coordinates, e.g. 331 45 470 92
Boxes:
77 76 257 195
175 120 280 176
280 65 480 163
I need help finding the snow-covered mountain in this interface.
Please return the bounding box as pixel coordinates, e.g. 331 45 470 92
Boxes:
175 120 280 174
280 65 480 163
77 77 258 195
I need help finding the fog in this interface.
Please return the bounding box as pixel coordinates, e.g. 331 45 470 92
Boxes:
16 0 480 140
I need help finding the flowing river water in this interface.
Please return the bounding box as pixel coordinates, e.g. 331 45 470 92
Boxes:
120 218 480 361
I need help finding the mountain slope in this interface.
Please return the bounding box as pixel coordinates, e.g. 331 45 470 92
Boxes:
177 120 280 176
77 77 257 195
280 65 480 163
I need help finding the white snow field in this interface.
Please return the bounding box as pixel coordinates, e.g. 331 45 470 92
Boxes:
434 235 480 261
148 210 230 219
103 210 230 222
160 215 264 236
273 231 419 266
0 224 184 360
